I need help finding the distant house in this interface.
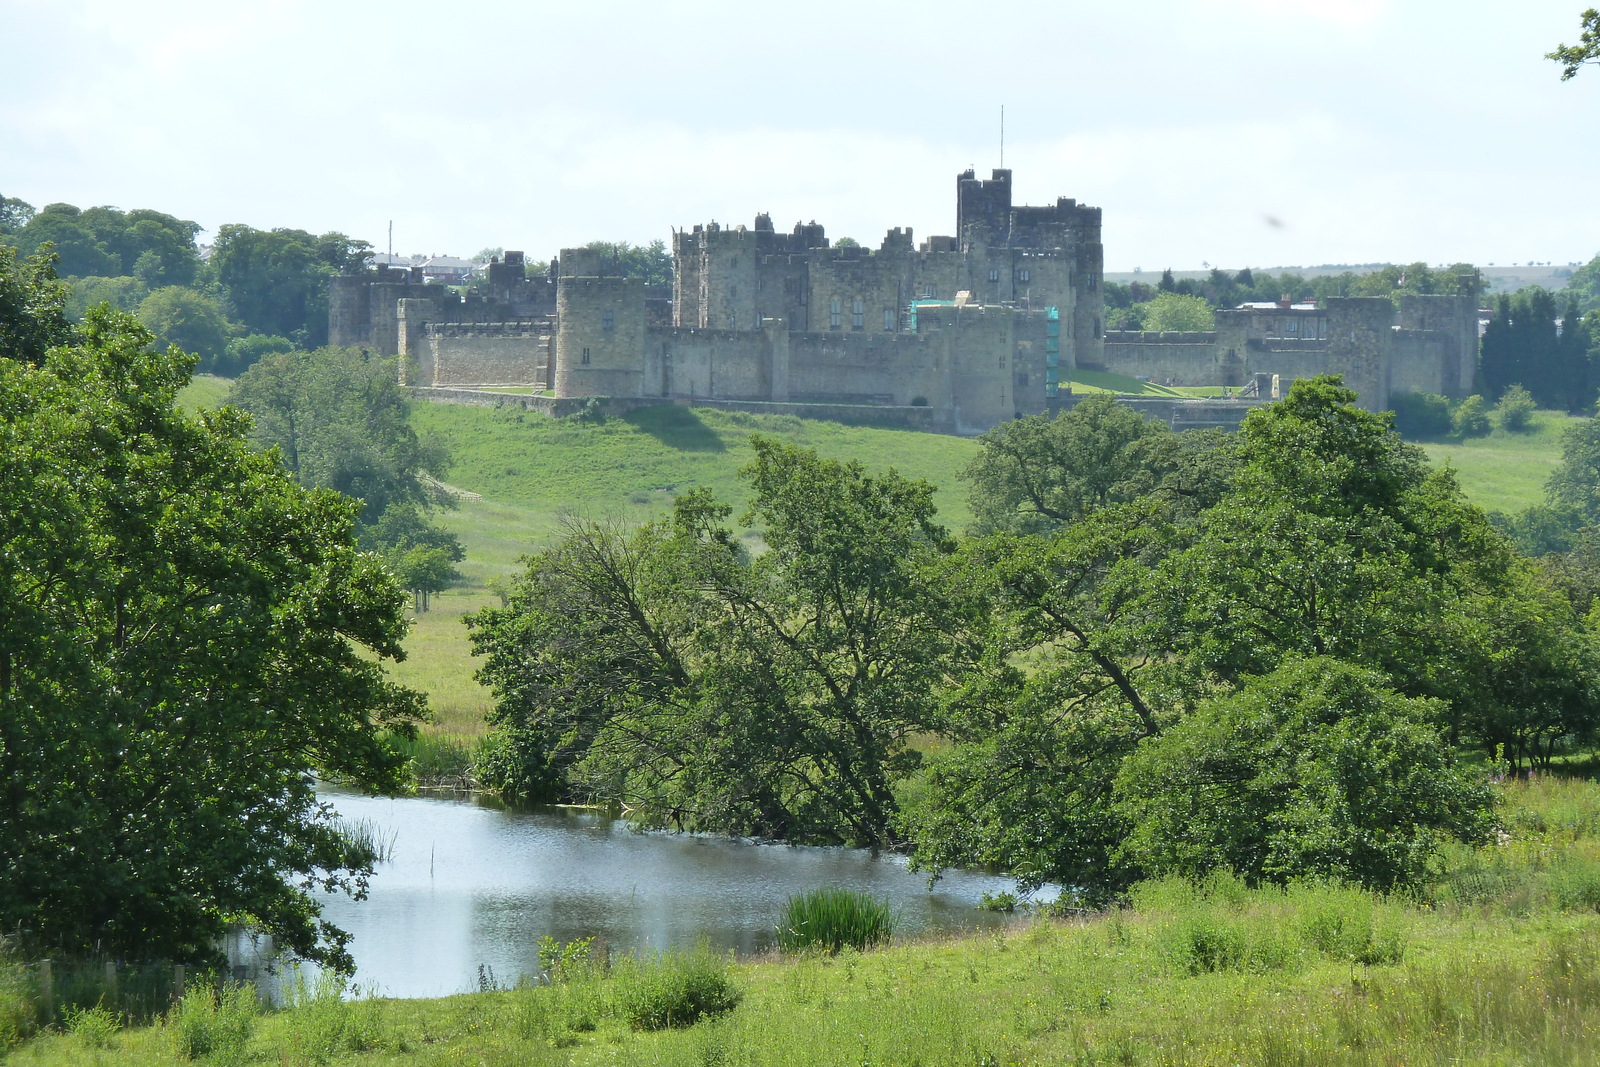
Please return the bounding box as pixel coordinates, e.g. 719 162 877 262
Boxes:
419 256 474 285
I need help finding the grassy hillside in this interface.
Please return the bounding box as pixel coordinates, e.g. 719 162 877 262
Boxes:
412 402 983 553
1063 368 1225 397
174 373 232 412
1417 411 1578 514
13 776 1600 1066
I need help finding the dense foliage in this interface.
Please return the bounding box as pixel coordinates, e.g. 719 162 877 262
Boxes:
0 251 425 969
228 347 463 606
0 195 374 371
473 378 1586 900
1479 287 1594 409
1104 260 1483 332
469 439 966 845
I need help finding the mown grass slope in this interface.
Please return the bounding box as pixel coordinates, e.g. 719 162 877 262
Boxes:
412 402 983 559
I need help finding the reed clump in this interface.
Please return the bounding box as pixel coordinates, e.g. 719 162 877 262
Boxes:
776 886 895 954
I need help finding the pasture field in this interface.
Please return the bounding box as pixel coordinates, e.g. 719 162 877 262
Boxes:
409 402 983 540
1418 410 1579 514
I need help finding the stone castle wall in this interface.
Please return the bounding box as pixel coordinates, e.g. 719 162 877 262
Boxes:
337 173 1478 429
425 321 552 388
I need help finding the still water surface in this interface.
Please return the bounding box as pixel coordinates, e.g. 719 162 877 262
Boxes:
299 788 1048 998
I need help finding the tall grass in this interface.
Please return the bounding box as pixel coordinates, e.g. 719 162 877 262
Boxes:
167 981 256 1064
776 887 896 954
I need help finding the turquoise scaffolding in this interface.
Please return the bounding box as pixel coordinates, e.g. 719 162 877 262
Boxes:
1046 306 1060 396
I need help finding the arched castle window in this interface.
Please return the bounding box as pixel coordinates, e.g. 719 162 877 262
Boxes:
829 298 842 329
602 309 615 331
988 269 1000 283
1019 268 1031 283
883 308 895 331
923 283 936 299
851 298 864 330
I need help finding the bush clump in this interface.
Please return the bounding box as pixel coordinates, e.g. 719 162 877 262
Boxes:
1388 391 1453 438
1496 383 1537 432
777 886 895 954
1452 394 1492 437
614 944 741 1031
168 981 256 1063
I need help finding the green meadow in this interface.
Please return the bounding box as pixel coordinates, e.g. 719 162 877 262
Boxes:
1419 410 1579 514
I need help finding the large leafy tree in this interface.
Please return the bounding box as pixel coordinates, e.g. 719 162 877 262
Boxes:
228 347 462 601
963 394 1196 535
136 285 231 365
908 375 1572 896
901 504 1184 897
469 439 968 846
211 225 371 347
0 245 73 364
0 195 35 236
1115 658 1495 891
6 203 201 286
0 251 425 968
580 239 673 287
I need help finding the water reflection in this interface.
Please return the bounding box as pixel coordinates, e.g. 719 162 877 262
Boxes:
308 787 1052 998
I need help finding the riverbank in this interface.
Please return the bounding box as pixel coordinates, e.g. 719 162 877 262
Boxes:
9 775 1600 1065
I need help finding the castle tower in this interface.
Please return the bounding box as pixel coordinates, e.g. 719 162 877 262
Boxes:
1325 297 1396 411
554 269 647 398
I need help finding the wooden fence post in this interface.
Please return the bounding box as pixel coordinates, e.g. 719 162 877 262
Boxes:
38 960 52 1021
172 963 185 1002
103 960 118 1011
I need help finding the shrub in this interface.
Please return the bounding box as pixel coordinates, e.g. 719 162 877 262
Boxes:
474 726 562 802
1389 391 1453 438
1116 658 1496 892
1291 883 1405 965
1452 394 1492 437
777 887 895 954
64 1004 120 1049
168 981 256 1063
279 970 383 1064
614 944 741 1031
1496 383 1537 432
0 954 37 1051
1170 912 1247 974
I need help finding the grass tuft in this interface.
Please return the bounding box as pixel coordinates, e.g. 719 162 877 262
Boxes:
776 886 896 955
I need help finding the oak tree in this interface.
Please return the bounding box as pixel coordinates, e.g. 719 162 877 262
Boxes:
0 252 424 968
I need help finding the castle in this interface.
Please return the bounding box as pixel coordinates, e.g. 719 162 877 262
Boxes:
329 170 1480 432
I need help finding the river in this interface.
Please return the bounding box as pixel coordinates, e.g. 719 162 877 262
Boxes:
256 788 1050 999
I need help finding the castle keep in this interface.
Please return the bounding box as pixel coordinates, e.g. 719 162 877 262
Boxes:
330 169 1102 433
330 169 1479 431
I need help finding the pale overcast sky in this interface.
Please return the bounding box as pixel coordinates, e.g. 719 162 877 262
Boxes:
3 0 1597 272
